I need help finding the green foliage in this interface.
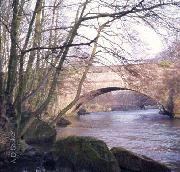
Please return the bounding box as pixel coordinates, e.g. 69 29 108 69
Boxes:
159 60 172 68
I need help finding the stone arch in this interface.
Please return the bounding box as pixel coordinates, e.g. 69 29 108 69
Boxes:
74 87 164 114
55 64 180 117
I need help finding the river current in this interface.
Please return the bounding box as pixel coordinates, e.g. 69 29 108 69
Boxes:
57 109 180 172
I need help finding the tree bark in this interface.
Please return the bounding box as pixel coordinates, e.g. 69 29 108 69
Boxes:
5 0 20 119
51 22 107 124
20 0 90 136
0 1 4 118
15 0 43 139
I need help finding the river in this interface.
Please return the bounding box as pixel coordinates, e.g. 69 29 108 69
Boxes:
57 109 180 172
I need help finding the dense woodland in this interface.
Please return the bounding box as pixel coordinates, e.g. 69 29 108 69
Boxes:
0 0 180 151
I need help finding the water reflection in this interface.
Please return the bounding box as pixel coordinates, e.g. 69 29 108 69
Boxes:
57 109 180 172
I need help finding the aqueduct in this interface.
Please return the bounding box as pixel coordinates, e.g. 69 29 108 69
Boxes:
52 63 180 118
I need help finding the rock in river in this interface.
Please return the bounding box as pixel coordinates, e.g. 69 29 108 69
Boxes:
53 136 120 172
111 147 171 172
56 117 71 127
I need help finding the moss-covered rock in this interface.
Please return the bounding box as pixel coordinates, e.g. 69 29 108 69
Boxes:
111 147 171 172
23 118 56 144
53 136 120 172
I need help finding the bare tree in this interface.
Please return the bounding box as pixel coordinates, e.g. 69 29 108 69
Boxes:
0 0 179 149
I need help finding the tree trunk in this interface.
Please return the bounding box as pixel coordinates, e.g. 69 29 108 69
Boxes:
51 22 105 124
21 0 90 136
0 3 4 118
15 0 43 141
5 0 20 120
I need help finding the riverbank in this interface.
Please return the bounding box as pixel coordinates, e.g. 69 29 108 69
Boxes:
0 136 171 172
1 109 179 171
57 109 180 172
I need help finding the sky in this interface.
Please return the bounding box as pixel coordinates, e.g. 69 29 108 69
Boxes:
134 25 164 56
31 0 179 65
78 23 166 65
68 0 179 65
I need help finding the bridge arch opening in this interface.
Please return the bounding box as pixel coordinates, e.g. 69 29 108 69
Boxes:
75 87 164 115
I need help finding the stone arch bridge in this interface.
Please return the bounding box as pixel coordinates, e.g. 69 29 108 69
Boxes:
53 63 180 118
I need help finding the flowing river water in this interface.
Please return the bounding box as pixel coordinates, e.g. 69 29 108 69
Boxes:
57 109 180 172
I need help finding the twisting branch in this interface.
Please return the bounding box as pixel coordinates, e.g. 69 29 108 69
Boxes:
21 37 98 55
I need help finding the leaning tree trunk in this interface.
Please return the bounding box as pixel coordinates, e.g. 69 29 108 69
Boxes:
51 21 114 124
51 22 108 124
20 0 90 137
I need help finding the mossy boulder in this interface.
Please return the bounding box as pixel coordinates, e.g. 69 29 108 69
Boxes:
111 147 171 172
77 108 89 115
53 136 120 172
23 118 56 144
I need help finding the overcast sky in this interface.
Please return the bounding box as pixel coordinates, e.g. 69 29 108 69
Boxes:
64 0 180 65
31 0 180 65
